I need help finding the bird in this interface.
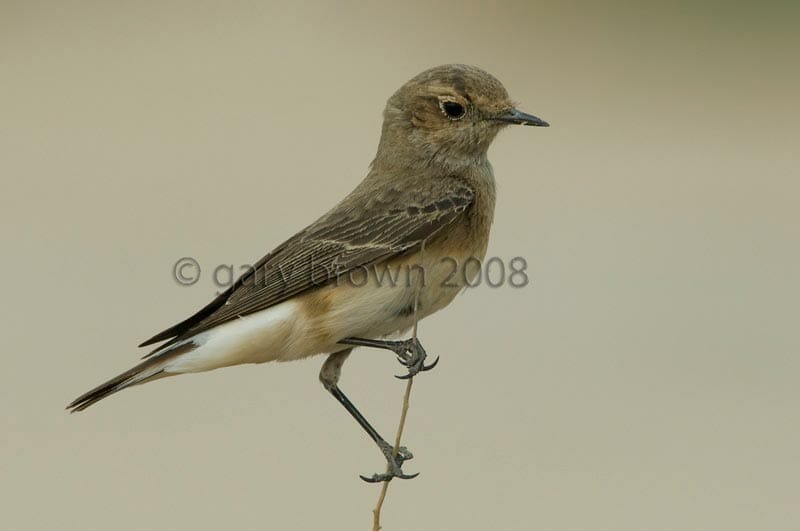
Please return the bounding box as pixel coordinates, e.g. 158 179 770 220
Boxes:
67 64 548 482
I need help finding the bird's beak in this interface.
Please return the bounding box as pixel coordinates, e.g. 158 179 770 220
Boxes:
494 108 549 127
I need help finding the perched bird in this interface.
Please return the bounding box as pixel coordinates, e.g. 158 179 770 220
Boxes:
68 64 548 482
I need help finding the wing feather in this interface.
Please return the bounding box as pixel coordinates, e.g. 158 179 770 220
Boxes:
139 177 474 352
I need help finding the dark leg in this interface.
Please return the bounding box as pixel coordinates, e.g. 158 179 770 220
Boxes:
338 337 439 379
319 349 418 483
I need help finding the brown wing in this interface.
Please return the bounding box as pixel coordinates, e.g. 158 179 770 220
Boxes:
139 176 474 352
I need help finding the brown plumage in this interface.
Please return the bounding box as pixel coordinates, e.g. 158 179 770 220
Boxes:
68 64 548 425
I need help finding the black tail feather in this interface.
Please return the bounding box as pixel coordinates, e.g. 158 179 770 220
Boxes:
67 341 197 412
67 362 162 412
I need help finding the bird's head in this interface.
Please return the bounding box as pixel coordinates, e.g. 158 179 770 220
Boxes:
376 64 548 170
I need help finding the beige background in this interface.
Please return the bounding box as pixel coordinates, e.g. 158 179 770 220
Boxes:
2 1 798 530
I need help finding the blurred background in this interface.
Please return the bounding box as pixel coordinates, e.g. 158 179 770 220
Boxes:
2 1 798 530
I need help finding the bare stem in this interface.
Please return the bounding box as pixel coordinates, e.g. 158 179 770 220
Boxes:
371 243 425 531
371 377 414 531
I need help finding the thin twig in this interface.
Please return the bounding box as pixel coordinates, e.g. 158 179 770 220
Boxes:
371 243 425 531
371 374 414 531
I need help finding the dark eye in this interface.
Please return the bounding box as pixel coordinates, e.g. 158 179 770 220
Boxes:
440 100 466 120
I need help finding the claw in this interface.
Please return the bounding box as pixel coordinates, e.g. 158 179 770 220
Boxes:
362 443 418 482
395 354 438 379
421 355 440 371
359 471 420 483
390 338 439 379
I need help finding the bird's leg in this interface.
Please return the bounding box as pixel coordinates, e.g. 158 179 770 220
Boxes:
339 337 439 379
319 349 418 483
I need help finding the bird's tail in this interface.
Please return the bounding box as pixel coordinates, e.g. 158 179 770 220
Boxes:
66 341 197 412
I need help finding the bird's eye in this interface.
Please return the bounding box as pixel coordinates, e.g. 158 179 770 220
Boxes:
439 100 466 120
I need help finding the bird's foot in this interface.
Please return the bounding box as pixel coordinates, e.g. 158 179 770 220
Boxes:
338 336 439 379
360 441 418 483
390 338 439 379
